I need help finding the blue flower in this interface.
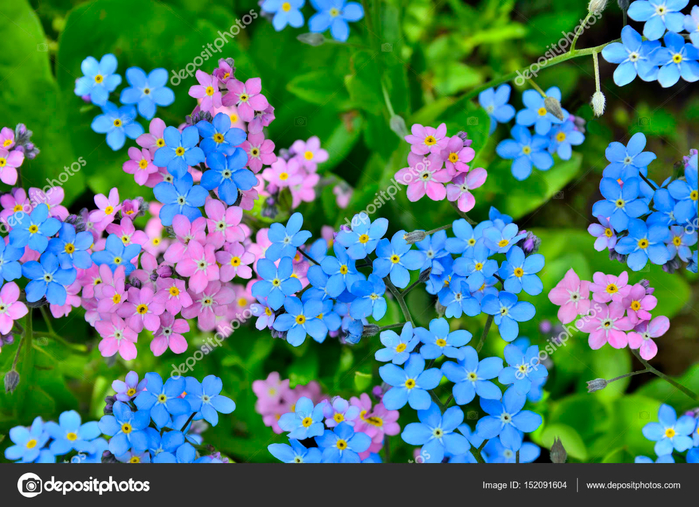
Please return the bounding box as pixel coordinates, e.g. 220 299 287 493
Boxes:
147 428 185 463
45 410 101 456
269 439 322 463
252 257 303 310
153 442 211 463
479 84 516 134
202 150 255 205
98 401 150 456
273 296 328 346
373 231 425 288
74 54 121 106
153 126 205 178
414 317 471 360
686 5 699 47
603 133 657 180
315 422 371 463
91 102 143 151
375 322 419 364
592 177 649 232
476 387 543 450
635 454 675 463
453 242 498 290
481 291 536 342
482 221 527 253
0 240 23 283
4 417 53 463
91 233 141 275
379 353 442 410
153 173 208 226
498 344 548 395
441 346 503 405
641 404 696 455
514 87 567 135
266 212 313 261
279 397 326 440
499 245 544 296
320 243 364 293
348 273 386 320
196 112 247 156
548 120 584 160
602 26 661 86
134 373 191 427
667 164 698 225
615 218 671 270
185 375 236 427
647 187 677 227
309 0 364 42
262 0 305 30
444 218 488 255
119 67 174 120
22 253 77 305
402 403 470 463
438 277 481 318
688 448 699 463
628 0 689 41
496 125 553 181
415 230 450 272
305 264 343 300
483 438 541 463
666 225 697 262
47 223 94 269
9 203 61 253
653 31 699 88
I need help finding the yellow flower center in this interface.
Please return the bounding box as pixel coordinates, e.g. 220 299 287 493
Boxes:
279 172 289 181
2 139 12 147
390 254 400 264
13 204 23 212
94 74 104 83
665 428 676 438
448 152 459 163
104 205 114 215
537 107 547 116
301 416 313 428
672 54 683 64
238 297 247 307
556 132 566 142
121 423 132 434
127 388 137 396
690 190 698 201
359 234 370 244
282 2 292 11
175 147 185 156
637 238 649 249
26 439 38 449
28 224 39 233
339 265 348 274
64 243 75 254
424 135 437 146
672 236 682 246
113 119 122 128
522 146 532 155
436 338 447 347
631 300 641 311
295 315 306 325
497 239 509 247
136 304 149 314
333 413 344 423
213 133 224 143
604 228 613 238
405 378 416 389
230 256 241 266
336 439 348 450
606 284 618 294
395 343 407 353
139 159 149 169
156 138 165 147
67 432 78 441
304 150 314 160
130 456 141 463
205 86 215 96
112 293 122 304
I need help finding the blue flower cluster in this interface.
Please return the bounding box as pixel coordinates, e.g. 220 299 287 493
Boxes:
77 54 175 150
482 85 586 181
636 404 699 463
603 2 699 88
262 0 365 42
589 135 697 272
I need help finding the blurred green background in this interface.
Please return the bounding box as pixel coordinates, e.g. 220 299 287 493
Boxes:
0 0 697 463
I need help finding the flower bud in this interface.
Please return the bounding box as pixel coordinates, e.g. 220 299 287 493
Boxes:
4 369 19 394
362 324 381 337
104 395 116 415
544 96 566 121
297 32 326 47
519 230 541 254
662 257 681 274
26 297 48 308
156 264 173 278
101 451 118 463
418 267 432 283
389 115 409 138
435 300 447 317
588 0 607 14
550 437 567 463
403 230 426 244
456 131 473 147
617 0 630 11
591 91 606 117
587 378 607 393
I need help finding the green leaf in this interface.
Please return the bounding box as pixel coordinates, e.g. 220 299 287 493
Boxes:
287 70 353 110
345 51 384 113
536 423 588 461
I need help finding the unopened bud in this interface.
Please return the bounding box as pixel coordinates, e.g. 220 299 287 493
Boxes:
617 0 630 11
297 32 326 47
591 91 606 117
550 437 567 463
418 267 432 283
662 257 681 274
362 324 381 337
104 395 116 415
389 115 409 138
587 378 607 393
519 230 541 254
4 369 19 393
435 300 447 317
101 451 118 463
544 96 566 121
456 131 473 147
588 0 607 14
403 230 426 244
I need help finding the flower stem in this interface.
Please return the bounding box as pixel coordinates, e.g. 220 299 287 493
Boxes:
384 277 414 326
297 248 320 266
632 350 699 402
476 315 494 353
378 322 406 332
570 12 595 52
448 200 477 225
471 440 487 464
606 368 649 384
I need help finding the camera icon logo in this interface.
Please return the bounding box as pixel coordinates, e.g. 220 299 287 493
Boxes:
17 472 43 498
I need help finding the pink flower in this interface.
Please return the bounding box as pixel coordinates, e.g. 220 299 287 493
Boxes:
0 148 24 185
253 372 291 411
440 135 475 175
548 268 592 324
28 187 69 220
150 311 189 356
136 118 166 156
590 271 631 304
205 199 244 246
290 172 319 209
181 281 234 331
143 218 169 257
291 136 328 172
0 188 31 226
222 78 269 122
579 302 634 350
50 281 82 318
404 123 448 155
628 316 669 360
117 286 164 333
216 242 254 281
123 147 158 186
248 228 271 269
189 71 222 112
395 152 449 202
446 168 487 213
96 314 138 360
241 132 276 173
262 158 302 189
333 184 352 209
0 127 15 150
213 58 235 85
89 188 121 227
96 265 128 314
175 241 219 293
247 105 275 134
121 198 144 219
154 277 193 315
77 264 103 299
623 283 657 322
0 282 28 334
106 217 148 247
163 215 207 264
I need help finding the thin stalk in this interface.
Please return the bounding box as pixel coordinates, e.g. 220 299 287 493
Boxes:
529 80 546 97
425 224 452 235
632 350 699 402
448 200 477 225
570 12 595 51
606 368 649 384
384 277 414 326
297 248 320 266
476 315 494 353
471 440 487 464
378 322 406 332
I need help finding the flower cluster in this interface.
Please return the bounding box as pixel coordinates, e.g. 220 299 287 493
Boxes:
4 371 235 464
397 123 487 212
603 2 699 88
636 404 699 463
78 54 175 150
486 85 586 181
549 269 670 360
589 135 697 273
0 124 38 186
262 0 365 42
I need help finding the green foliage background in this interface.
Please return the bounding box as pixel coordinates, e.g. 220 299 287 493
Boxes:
0 0 696 463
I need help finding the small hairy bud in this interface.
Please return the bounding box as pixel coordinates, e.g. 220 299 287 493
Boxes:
519 230 541 254
186 110 213 126
587 378 608 393
418 267 432 283
104 395 116 415
403 230 426 244
591 91 606 117
617 0 630 11
435 300 447 317
544 96 566 121
4 369 19 394
550 437 568 463
588 0 607 14
456 131 473 147
297 32 326 47
101 451 118 463
389 115 409 138
362 324 381 338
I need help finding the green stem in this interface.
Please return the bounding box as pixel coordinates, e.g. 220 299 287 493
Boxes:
570 12 595 52
632 350 699 402
384 277 414 326
297 248 319 266
476 315 494 353
528 80 546 97
425 224 452 235
471 440 487 464
448 200 477 225
378 322 406 332
606 368 649 384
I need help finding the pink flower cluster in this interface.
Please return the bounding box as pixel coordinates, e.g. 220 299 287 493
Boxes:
396 123 487 212
252 372 400 459
0 126 24 186
548 269 670 359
